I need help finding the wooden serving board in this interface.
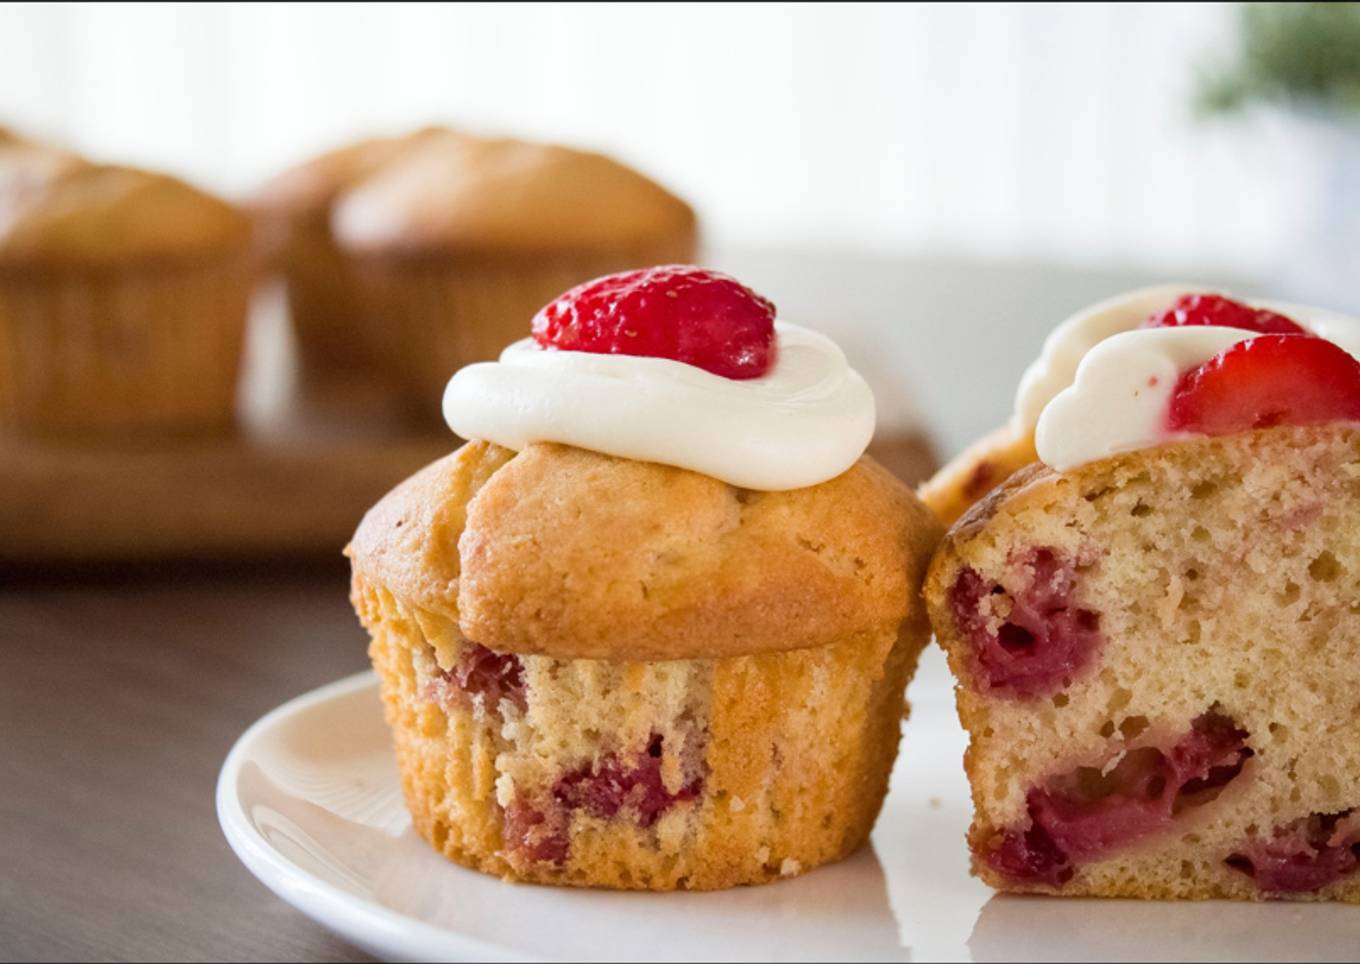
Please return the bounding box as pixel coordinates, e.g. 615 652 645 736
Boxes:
0 301 454 562
0 297 937 562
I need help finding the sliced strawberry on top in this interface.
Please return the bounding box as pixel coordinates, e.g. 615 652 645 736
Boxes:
1144 293 1308 336
532 265 777 379
1167 334 1360 435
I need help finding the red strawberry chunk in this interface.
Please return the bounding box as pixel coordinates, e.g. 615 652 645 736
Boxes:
987 710 1253 885
1226 809 1360 894
453 644 526 712
1030 747 1175 859
988 819 1072 888
1166 335 1360 436
1143 293 1307 336
531 265 776 379
502 798 569 866
426 644 527 714
553 734 702 829
502 735 705 867
949 548 1102 698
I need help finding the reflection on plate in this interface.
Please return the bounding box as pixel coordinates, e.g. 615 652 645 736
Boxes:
970 894 1360 963
217 648 1360 962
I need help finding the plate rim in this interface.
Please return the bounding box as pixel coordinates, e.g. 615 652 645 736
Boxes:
215 670 542 963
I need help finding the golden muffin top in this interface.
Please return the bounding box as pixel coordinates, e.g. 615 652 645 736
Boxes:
331 136 696 256
0 153 250 267
255 127 695 259
250 126 460 220
349 440 941 661
0 142 84 210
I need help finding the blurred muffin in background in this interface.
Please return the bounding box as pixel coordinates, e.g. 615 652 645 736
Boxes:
251 126 459 381
0 141 252 436
0 138 86 215
256 129 697 410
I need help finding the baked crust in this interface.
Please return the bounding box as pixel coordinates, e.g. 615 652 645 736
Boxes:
351 440 942 661
918 421 1038 527
0 160 249 267
257 128 696 259
331 136 696 257
250 127 457 218
249 127 460 275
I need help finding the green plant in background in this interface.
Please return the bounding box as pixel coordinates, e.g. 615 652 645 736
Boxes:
1198 2 1360 115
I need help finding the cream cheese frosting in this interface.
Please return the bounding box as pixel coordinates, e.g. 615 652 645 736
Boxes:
1036 327 1254 471
442 322 875 491
1012 284 1195 430
1019 288 1360 472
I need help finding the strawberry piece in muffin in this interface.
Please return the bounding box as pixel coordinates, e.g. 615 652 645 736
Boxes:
988 710 1253 886
1226 810 1360 895
946 547 1102 699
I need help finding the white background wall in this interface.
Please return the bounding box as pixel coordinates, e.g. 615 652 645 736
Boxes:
0 2 1324 277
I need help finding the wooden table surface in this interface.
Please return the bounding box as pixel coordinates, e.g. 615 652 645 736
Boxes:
1 562 376 962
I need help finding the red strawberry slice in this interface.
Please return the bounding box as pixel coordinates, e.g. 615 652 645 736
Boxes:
1144 293 1307 336
532 265 777 379
1167 334 1360 435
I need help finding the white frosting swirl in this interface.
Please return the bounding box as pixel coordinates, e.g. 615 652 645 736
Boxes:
442 322 875 491
1020 288 1360 472
1013 284 1196 429
1036 327 1254 471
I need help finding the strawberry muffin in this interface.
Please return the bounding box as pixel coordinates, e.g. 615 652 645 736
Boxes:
926 290 1360 900
349 266 941 890
250 127 458 380
0 144 252 435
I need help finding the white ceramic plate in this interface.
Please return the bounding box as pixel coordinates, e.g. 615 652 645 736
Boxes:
218 648 1360 962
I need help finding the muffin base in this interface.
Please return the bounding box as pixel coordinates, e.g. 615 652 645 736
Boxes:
0 255 251 436
355 574 927 891
279 214 393 383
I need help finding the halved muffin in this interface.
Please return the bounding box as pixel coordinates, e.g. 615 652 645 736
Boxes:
927 424 1360 900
